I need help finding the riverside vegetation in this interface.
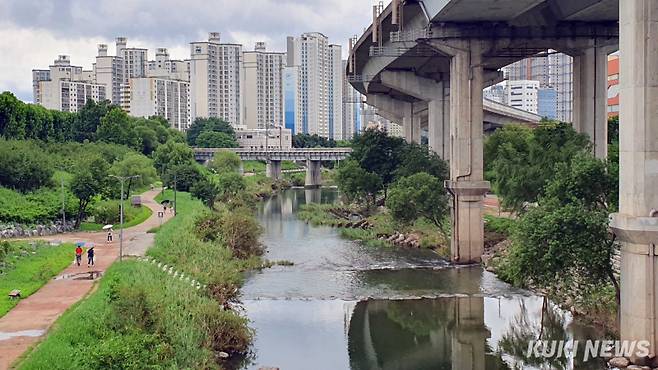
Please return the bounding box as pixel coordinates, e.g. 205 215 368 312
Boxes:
298 119 621 334
20 187 265 369
0 91 275 368
297 129 451 253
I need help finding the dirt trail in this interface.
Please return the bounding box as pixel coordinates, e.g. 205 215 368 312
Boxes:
0 189 173 369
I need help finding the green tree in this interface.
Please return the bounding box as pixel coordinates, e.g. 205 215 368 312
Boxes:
395 143 448 181
191 177 220 209
187 117 235 146
70 156 110 228
485 122 590 212
196 131 238 148
72 100 112 142
109 153 158 198
386 173 449 228
0 92 26 139
292 133 336 148
152 141 196 175
216 172 246 202
503 152 620 305
162 163 203 193
209 151 242 174
0 140 53 192
336 160 383 205
350 129 405 193
96 108 141 150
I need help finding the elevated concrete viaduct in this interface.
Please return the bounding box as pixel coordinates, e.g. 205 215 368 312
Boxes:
349 0 619 267
346 0 658 361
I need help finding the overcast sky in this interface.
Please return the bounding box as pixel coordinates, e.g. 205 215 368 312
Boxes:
0 0 376 102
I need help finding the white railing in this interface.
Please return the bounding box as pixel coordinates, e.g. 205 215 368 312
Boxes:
390 29 432 42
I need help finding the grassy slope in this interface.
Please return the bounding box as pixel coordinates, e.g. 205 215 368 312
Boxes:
0 242 73 317
19 190 258 369
79 205 153 231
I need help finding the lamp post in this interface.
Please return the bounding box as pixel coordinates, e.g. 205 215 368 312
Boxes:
60 176 66 230
109 175 141 261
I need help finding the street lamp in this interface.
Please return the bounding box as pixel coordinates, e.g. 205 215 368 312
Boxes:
109 175 141 261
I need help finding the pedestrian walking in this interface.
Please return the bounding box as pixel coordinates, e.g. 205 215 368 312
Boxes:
75 245 83 266
107 229 113 243
87 247 95 267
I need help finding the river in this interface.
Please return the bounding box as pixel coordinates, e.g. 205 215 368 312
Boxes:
240 188 606 370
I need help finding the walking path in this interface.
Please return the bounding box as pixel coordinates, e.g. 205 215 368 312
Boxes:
0 189 173 369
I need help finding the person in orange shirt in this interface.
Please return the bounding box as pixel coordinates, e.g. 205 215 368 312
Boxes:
75 245 83 266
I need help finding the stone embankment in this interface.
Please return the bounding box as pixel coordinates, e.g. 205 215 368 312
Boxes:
0 221 75 239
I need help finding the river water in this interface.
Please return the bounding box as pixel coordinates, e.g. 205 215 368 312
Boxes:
241 188 606 370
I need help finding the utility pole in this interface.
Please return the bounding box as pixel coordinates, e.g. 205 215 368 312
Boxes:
173 172 177 216
109 175 141 261
60 176 66 229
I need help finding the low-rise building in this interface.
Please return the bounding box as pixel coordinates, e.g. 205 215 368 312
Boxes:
235 127 292 150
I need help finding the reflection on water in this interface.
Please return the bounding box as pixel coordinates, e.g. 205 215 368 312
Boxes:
242 189 605 370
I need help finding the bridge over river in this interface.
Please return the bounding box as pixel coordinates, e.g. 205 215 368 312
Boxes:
194 147 352 187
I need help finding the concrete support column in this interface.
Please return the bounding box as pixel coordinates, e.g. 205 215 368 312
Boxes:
412 112 422 144
610 0 658 360
238 161 244 176
428 89 449 159
305 160 322 188
445 40 489 264
403 106 414 143
265 160 282 180
573 44 613 159
451 297 487 370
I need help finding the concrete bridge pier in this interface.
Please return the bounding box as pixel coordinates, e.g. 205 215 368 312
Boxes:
380 71 449 158
266 160 282 180
305 160 322 188
238 161 244 176
431 39 490 264
572 43 617 159
611 0 658 360
451 297 488 370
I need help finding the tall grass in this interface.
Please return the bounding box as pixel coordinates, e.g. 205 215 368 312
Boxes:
0 241 74 317
18 261 237 369
19 190 260 369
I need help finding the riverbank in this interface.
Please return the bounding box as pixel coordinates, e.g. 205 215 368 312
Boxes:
0 189 172 369
16 188 264 369
481 216 619 335
297 199 619 337
297 202 450 255
242 187 608 370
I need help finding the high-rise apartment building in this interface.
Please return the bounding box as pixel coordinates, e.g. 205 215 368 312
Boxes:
147 48 189 81
32 69 50 105
129 77 190 131
34 55 106 112
94 43 124 105
537 88 558 119
328 44 343 140
286 32 344 139
242 42 285 130
503 51 574 122
341 60 361 140
189 32 243 128
548 53 573 122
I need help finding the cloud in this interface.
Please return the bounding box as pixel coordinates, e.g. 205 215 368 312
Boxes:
1 0 378 102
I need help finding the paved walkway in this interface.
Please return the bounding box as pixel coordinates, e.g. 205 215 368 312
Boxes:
0 189 173 369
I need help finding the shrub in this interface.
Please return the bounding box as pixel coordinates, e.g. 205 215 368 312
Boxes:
0 140 54 192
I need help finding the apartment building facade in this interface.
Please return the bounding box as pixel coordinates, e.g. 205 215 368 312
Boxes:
34 55 106 112
242 42 285 130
